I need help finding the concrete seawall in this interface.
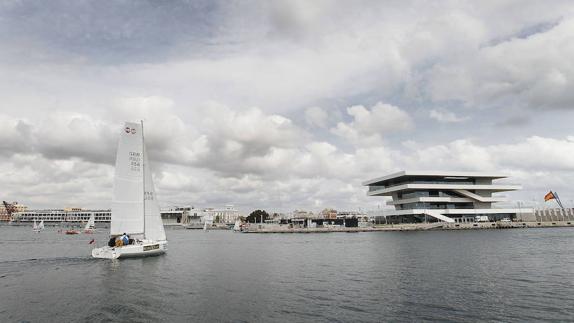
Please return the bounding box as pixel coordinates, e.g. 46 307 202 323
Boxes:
241 221 574 233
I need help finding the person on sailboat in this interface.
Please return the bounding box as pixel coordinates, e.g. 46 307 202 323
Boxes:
121 233 129 246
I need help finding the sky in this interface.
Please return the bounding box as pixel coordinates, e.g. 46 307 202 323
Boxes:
1 0 574 213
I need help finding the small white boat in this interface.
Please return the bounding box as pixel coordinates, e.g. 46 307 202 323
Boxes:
32 219 39 232
38 220 45 231
203 221 208 231
233 219 241 232
84 213 96 233
92 121 167 259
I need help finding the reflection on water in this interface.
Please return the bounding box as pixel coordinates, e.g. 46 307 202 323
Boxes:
108 259 121 271
1 225 574 322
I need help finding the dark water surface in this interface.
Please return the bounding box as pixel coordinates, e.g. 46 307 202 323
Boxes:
1 225 574 322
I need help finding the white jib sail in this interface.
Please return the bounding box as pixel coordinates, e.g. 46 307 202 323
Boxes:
143 145 167 241
85 213 95 230
111 122 145 237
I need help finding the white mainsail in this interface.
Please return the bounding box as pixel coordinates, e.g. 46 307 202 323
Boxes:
38 220 44 230
110 122 145 237
32 219 38 230
92 121 167 259
85 214 95 230
143 146 166 241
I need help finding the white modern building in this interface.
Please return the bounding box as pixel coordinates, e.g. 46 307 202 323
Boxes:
363 171 533 224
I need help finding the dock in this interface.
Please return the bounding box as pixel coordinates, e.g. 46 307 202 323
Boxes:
241 221 574 233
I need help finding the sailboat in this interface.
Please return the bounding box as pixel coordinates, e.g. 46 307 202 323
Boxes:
84 213 96 233
38 220 45 231
233 219 241 232
92 121 167 259
32 219 39 232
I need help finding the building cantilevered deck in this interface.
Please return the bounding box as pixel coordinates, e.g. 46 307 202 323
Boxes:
363 171 533 224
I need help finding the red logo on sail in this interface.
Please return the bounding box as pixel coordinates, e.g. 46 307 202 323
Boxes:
124 127 137 134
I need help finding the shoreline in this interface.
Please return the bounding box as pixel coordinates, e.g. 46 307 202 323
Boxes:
241 221 574 233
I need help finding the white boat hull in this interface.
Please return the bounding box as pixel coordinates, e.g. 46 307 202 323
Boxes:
92 240 167 259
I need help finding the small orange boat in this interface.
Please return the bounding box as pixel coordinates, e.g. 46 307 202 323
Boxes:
65 229 80 235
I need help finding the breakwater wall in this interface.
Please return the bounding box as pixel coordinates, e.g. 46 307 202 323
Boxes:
241 221 574 233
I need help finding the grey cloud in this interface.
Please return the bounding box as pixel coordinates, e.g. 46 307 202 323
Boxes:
426 17 574 111
495 115 530 127
0 0 224 64
487 19 562 46
2 1 574 211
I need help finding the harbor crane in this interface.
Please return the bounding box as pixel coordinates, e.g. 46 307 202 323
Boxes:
3 201 17 221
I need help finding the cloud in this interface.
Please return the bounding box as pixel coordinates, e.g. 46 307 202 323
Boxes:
304 106 329 128
1 1 574 213
426 16 574 110
0 115 33 154
429 108 469 123
332 102 412 145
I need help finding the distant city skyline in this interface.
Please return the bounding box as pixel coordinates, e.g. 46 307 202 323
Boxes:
1 1 573 213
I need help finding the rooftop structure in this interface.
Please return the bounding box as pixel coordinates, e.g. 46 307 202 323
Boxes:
363 171 533 224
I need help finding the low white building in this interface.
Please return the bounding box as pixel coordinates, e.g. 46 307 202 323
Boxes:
203 205 241 224
13 209 111 223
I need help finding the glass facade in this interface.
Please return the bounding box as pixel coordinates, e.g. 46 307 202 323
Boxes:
397 190 465 199
396 202 474 210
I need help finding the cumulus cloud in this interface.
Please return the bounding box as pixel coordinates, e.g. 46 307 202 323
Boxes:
429 108 469 123
1 1 574 212
332 102 412 145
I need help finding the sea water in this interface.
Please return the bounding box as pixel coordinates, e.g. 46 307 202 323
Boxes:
1 225 573 322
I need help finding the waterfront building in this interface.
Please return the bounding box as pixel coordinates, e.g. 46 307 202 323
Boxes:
161 206 199 225
363 171 533 224
319 208 337 219
0 202 27 222
14 209 111 223
203 205 241 224
14 207 198 225
11 205 239 226
291 210 315 219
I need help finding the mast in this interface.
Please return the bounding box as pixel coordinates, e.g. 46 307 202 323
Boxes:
141 120 146 239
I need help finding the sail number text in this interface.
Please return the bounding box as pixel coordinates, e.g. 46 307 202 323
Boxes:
129 152 141 172
144 191 154 200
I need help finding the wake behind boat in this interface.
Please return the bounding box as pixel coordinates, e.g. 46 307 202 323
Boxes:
92 121 167 259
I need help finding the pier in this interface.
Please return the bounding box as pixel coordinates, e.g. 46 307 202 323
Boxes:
241 221 574 233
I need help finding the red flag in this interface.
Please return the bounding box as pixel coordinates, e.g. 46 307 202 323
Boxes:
89 239 95 244
544 191 555 202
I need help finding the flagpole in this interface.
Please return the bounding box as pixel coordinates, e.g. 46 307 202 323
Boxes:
554 191 565 209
